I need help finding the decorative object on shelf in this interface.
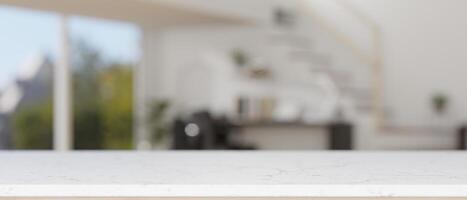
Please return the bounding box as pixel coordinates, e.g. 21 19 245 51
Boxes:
231 49 250 67
236 96 277 122
273 7 296 27
245 57 272 80
236 97 249 121
147 99 171 147
431 93 449 115
259 97 277 121
247 66 272 79
231 49 272 80
273 100 301 123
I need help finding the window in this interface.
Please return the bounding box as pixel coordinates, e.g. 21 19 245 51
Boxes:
70 17 140 149
0 6 58 149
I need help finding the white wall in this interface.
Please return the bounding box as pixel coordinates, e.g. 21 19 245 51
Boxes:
341 0 467 150
350 0 467 128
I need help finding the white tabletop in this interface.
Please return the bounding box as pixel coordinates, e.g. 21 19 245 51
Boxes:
1 151 467 197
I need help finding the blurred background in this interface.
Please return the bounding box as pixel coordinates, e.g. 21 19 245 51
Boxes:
1 0 466 151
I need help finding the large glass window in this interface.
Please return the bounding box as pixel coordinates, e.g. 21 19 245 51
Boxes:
0 6 58 149
0 7 140 150
70 17 139 150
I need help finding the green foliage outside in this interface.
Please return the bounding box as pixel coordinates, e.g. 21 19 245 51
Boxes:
99 65 134 149
13 40 134 149
13 103 53 149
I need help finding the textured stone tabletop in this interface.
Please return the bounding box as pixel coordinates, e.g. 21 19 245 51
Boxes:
0 151 467 197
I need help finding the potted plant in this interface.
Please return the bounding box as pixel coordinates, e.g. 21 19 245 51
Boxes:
231 49 250 67
432 93 449 115
147 100 171 148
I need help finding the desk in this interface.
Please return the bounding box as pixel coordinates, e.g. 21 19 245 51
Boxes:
239 122 353 150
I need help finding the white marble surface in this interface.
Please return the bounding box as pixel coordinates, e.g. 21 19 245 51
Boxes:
1 151 467 197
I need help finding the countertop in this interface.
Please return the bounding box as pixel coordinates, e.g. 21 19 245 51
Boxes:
1 151 467 197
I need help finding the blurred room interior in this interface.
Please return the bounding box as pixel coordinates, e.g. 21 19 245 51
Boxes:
0 0 466 151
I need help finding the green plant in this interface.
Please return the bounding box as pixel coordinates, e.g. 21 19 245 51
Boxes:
146 100 171 145
231 49 249 67
432 93 449 114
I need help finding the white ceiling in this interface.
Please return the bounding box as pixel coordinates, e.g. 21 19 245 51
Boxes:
0 0 253 26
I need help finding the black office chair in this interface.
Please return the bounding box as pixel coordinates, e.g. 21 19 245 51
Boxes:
172 111 255 150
